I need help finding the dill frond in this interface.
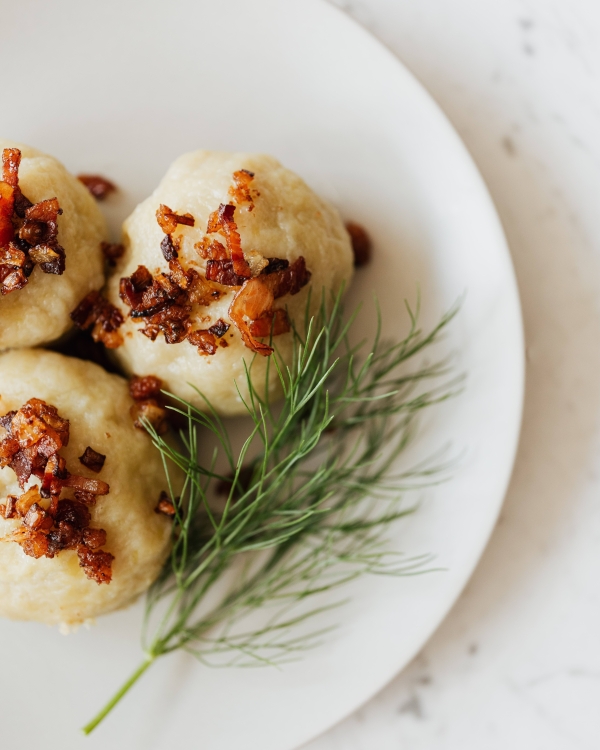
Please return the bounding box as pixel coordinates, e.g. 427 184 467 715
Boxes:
83 291 461 734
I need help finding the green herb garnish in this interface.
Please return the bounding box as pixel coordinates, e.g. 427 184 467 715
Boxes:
83 292 460 733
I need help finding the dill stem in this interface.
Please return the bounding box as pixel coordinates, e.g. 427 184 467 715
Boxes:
82 655 155 735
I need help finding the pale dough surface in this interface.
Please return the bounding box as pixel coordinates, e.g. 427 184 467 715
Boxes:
106 151 354 415
0 349 173 625
0 139 107 350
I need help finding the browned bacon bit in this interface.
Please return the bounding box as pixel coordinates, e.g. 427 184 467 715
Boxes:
229 256 311 356
248 308 291 338
187 329 218 355
23 503 54 532
228 169 258 209
70 290 124 349
156 204 195 235
47 521 81 552
0 495 17 519
79 446 106 473
262 257 289 275
345 221 372 267
119 261 222 345
155 491 176 516
11 527 51 559
129 374 163 401
160 233 180 261
77 174 117 201
0 181 16 248
156 204 195 263
129 375 168 435
2 147 20 187
187 318 230 355
0 399 70 489
0 398 114 583
101 241 125 266
205 259 247 287
74 490 97 506
208 319 230 338
55 499 92 529
81 527 107 549
63 474 110 495
206 203 251 278
130 400 169 433
77 547 114 584
0 148 67 294
16 486 44 515
41 453 68 498
195 237 228 260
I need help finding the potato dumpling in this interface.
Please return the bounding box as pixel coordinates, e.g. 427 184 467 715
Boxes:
106 151 354 416
0 139 107 351
0 349 174 626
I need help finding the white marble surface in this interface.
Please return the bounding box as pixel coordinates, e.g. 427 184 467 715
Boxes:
306 1 600 748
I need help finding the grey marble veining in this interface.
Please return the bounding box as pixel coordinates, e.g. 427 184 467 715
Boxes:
307 1 600 747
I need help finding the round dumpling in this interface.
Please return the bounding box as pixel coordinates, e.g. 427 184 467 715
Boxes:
106 151 353 416
0 349 174 626
0 139 107 351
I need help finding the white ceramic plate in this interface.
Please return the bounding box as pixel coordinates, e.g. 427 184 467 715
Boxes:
0 1 524 748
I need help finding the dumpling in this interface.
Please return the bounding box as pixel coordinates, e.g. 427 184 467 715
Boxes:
0 349 174 626
105 151 354 416
0 140 107 350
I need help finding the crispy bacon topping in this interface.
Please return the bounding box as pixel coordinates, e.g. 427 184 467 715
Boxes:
77 547 114 584
229 256 310 356
156 204 195 235
129 375 168 435
228 169 258 209
79 446 106 473
129 375 163 401
77 174 117 200
155 205 195 263
207 203 251 279
248 308 290 338
0 399 115 584
119 260 223 346
195 237 227 260
155 491 176 517
117 169 311 359
187 318 230 355
205 259 247 287
70 290 124 348
0 149 66 295
187 329 218 355
345 221 372 267
101 241 125 266
208 318 230 338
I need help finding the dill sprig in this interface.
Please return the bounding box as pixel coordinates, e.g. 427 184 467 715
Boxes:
83 292 460 734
